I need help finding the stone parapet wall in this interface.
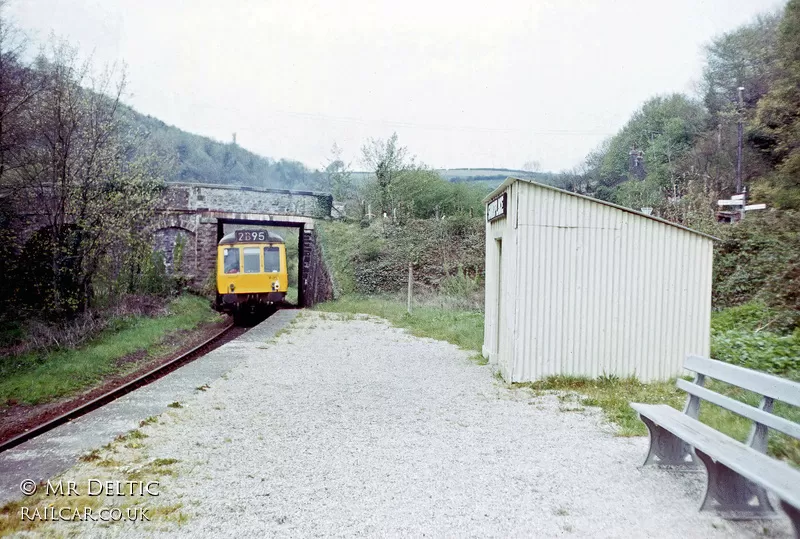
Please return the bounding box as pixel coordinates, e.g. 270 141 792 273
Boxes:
159 183 333 219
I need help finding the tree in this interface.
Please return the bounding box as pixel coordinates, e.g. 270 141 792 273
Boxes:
0 1 41 187
702 12 782 121
750 0 800 209
0 4 41 311
361 132 411 216
521 160 541 174
323 142 353 201
10 40 164 316
586 94 706 206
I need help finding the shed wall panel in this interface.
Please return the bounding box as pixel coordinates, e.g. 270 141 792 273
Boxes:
483 183 518 379
484 181 712 382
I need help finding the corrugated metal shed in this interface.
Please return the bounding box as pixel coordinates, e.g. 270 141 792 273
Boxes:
482 178 715 382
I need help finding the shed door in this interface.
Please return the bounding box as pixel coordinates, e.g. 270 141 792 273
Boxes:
496 238 503 360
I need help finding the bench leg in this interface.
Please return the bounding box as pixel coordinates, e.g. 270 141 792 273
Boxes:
780 500 799 538
695 449 777 519
640 416 695 466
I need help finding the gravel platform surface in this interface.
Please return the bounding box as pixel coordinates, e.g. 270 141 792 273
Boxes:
10 311 793 538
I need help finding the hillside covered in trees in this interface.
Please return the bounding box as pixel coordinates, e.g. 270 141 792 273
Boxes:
540 1 800 324
123 107 327 191
554 2 799 219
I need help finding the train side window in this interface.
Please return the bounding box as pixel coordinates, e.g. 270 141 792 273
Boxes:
224 248 240 274
243 247 261 273
264 246 281 273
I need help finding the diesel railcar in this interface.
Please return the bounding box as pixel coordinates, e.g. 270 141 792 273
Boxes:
215 229 288 318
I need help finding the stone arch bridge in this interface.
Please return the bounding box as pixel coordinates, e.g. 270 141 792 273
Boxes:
154 183 335 307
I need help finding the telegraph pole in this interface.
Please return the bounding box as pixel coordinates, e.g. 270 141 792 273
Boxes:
717 88 768 222
736 86 745 194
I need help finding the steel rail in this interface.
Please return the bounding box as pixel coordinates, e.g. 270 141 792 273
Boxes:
0 322 236 454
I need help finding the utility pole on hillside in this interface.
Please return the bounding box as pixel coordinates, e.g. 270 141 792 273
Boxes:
715 87 769 223
736 87 744 194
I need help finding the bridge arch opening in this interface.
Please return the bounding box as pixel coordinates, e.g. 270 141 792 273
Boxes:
155 183 335 308
215 217 327 308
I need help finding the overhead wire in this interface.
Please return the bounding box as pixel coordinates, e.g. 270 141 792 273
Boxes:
175 100 614 136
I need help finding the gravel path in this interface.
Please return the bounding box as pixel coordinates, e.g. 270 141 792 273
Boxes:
17 312 792 538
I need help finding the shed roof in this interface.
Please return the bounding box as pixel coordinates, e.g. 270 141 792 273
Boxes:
484 177 718 241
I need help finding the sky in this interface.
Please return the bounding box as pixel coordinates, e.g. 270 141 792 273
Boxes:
7 0 788 173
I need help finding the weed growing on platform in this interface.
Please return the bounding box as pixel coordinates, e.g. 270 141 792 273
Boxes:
114 428 148 450
151 458 179 467
468 353 488 365
0 427 162 535
272 328 290 339
97 457 122 468
79 449 102 462
116 429 147 442
140 416 159 427
0 486 105 535
147 503 189 524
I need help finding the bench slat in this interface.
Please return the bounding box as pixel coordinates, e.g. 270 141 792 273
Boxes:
685 355 800 408
632 403 800 508
676 379 800 440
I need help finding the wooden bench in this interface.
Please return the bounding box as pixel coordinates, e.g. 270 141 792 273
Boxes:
630 355 800 536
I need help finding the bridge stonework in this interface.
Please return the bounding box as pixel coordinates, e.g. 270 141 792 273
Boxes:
155 183 335 307
160 183 333 218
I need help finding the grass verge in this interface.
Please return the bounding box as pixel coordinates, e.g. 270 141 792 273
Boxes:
517 375 799 466
0 295 223 406
285 286 298 305
315 295 484 352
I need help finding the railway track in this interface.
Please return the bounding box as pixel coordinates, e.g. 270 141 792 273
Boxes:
0 322 247 454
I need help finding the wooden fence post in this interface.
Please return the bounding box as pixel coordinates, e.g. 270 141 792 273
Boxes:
407 262 413 315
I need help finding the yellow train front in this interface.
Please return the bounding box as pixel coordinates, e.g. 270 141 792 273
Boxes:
215 229 288 318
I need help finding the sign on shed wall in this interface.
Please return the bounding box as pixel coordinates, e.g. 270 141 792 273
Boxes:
487 192 507 222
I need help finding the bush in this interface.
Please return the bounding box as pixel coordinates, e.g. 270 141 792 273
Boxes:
711 301 796 334
711 302 800 378
318 219 484 298
711 328 800 376
0 294 169 358
440 267 482 299
710 211 800 318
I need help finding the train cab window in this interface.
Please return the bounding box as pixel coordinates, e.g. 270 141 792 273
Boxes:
223 248 240 274
264 246 281 273
243 247 261 273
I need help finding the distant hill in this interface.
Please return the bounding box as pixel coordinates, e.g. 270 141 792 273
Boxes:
440 168 558 190
350 168 558 191
439 168 543 180
122 106 556 194
122 106 326 191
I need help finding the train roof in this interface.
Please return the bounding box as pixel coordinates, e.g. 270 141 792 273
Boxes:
218 230 285 245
